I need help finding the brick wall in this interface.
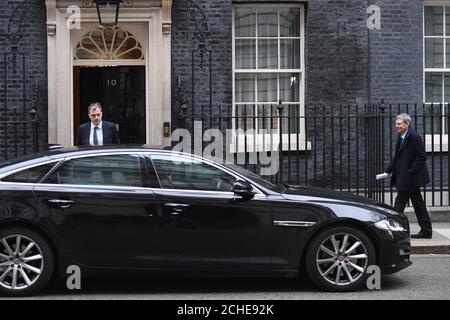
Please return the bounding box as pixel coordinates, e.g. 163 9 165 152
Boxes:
171 0 424 111
368 0 423 104
0 0 48 160
171 0 233 129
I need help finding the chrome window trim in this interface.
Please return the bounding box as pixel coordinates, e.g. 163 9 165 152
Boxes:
144 151 265 195
31 184 266 199
273 221 316 227
156 188 267 199
157 188 235 195
0 159 63 181
61 151 260 193
0 150 265 196
63 151 142 161
33 183 154 193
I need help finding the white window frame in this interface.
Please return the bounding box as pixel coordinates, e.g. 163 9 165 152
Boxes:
232 4 310 152
423 1 449 152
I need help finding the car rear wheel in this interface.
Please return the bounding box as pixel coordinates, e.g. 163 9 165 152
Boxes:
0 227 54 297
305 226 376 292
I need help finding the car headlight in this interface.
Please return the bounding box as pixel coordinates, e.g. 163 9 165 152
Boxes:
374 219 408 240
374 219 407 233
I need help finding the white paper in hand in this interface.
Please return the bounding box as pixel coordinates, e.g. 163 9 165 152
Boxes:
376 173 389 180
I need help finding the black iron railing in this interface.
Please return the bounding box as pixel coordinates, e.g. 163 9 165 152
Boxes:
178 103 450 207
1 0 42 162
0 82 40 162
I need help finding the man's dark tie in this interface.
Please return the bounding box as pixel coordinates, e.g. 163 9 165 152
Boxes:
400 136 404 144
93 127 99 145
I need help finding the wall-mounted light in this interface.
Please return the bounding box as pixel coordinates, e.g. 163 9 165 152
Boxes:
163 122 171 138
94 0 122 26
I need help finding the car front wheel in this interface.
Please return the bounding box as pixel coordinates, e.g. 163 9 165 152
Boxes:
0 227 54 297
305 226 376 292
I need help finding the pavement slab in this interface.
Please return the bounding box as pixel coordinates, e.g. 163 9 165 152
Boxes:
410 222 450 254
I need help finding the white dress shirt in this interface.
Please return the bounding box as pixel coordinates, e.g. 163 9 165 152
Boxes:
401 129 408 143
89 121 104 146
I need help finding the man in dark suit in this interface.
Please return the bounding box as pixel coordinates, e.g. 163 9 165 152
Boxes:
385 113 432 239
75 102 120 146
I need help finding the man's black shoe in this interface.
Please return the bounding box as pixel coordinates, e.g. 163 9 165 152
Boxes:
411 230 432 239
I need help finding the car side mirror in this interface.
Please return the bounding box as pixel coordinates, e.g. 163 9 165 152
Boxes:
232 180 255 199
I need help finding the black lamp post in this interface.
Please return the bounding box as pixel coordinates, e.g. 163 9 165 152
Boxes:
94 0 122 26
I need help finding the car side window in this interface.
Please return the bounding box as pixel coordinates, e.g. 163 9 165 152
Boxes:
43 155 142 187
150 154 237 191
1 162 57 183
143 155 164 188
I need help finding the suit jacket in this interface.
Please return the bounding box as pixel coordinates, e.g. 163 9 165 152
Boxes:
75 121 120 146
385 128 429 191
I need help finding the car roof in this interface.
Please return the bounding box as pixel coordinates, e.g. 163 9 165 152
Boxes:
44 145 170 158
0 145 277 195
0 145 172 174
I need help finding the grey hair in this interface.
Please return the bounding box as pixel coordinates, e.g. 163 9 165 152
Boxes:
396 113 411 126
88 102 102 114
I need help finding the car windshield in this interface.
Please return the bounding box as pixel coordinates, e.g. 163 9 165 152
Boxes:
223 163 278 191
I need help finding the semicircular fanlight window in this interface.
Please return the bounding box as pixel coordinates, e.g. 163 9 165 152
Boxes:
74 26 144 61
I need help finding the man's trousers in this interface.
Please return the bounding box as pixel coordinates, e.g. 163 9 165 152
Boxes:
394 189 432 233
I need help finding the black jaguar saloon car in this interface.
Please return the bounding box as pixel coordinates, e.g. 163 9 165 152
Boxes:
0 146 411 296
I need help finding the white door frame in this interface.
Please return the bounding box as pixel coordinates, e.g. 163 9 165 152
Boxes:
46 0 172 147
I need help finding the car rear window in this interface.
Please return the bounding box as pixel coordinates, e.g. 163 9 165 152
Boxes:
1 162 57 183
44 154 143 187
0 153 46 170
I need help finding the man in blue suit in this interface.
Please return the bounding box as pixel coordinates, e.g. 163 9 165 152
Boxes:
75 102 120 146
385 113 432 239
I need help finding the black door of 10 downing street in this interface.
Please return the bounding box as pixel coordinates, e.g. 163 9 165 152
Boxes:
75 66 146 144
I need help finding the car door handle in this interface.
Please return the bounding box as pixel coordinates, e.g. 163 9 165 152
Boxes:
164 203 190 215
47 199 75 209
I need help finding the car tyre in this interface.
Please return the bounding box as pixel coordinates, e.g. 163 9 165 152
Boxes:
0 227 54 297
305 225 376 292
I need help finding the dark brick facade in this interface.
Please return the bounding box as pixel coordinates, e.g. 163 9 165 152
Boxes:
305 0 369 105
0 0 48 160
369 0 423 104
171 0 233 127
171 0 424 113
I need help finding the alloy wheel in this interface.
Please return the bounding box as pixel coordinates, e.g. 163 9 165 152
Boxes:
315 232 369 286
0 234 44 290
